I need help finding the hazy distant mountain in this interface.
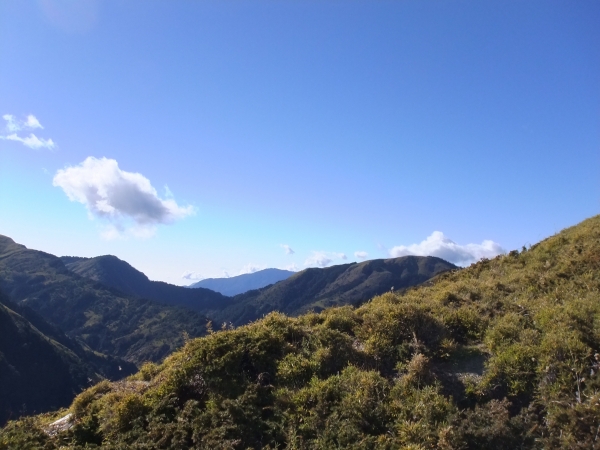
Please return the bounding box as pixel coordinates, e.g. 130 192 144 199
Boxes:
0 289 135 425
212 256 457 326
61 255 230 313
0 235 210 364
190 268 295 296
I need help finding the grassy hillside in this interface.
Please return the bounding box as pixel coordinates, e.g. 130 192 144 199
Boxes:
0 236 209 364
2 215 599 449
215 256 456 326
61 255 231 313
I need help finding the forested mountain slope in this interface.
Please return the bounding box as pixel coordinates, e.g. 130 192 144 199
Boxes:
0 290 93 426
5 216 598 448
0 290 135 426
61 255 230 313
0 236 209 364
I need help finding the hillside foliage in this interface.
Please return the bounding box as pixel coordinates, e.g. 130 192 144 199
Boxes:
2 216 599 449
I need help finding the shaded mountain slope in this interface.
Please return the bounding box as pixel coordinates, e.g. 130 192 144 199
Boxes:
4 215 599 449
0 290 135 426
0 291 135 380
60 255 230 313
215 255 457 326
0 236 209 364
190 268 295 296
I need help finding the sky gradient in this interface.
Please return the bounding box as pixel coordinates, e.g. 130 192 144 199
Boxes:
1 0 598 285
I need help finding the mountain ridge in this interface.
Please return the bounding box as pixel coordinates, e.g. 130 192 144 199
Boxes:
189 268 295 296
59 251 456 328
0 235 210 365
212 255 457 326
60 255 230 313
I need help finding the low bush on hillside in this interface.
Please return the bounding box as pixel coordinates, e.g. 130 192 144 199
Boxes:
2 216 600 449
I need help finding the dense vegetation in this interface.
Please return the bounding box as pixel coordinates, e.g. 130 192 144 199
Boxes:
2 215 598 449
0 290 134 426
0 236 209 364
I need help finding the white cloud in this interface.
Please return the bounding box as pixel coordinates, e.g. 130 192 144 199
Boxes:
129 224 158 239
99 223 157 241
239 263 265 275
2 133 56 149
354 251 368 260
3 114 19 132
100 224 125 241
53 157 194 238
305 252 332 268
25 115 43 129
281 244 295 255
182 271 203 281
281 263 300 272
2 113 44 131
304 251 347 268
389 231 505 266
1 114 54 149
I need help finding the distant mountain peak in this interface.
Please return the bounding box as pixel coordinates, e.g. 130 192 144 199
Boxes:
190 268 296 296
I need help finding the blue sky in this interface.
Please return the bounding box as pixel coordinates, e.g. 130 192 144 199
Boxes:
0 0 598 285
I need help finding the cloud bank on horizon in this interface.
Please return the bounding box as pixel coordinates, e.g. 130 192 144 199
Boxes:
182 271 203 281
179 232 503 283
302 232 502 271
239 263 265 275
354 251 368 260
389 231 505 266
53 156 194 239
305 251 347 268
0 114 56 149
